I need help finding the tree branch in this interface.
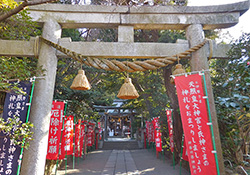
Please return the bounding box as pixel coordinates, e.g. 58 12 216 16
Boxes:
90 72 102 85
0 0 57 22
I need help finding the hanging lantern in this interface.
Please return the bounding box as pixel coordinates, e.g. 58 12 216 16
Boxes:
170 64 186 84
70 69 91 90
117 76 139 99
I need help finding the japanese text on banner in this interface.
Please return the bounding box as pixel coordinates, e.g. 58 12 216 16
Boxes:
59 115 74 159
166 110 174 153
175 74 217 175
153 117 162 152
46 101 65 160
87 124 94 147
75 120 81 157
0 81 31 175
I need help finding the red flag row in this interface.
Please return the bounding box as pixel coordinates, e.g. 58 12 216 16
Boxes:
145 117 162 152
46 101 97 160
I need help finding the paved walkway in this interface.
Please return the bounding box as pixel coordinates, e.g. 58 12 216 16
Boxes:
55 149 190 175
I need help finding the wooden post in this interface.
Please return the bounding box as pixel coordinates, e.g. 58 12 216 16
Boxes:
186 24 225 175
130 112 133 139
20 19 61 175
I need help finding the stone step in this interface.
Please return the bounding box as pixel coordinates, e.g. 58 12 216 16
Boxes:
101 141 139 150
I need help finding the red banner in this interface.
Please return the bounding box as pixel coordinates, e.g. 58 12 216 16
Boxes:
46 101 65 160
75 120 81 157
146 121 154 143
80 124 85 157
166 110 174 153
59 115 74 159
87 124 94 147
175 73 217 175
153 117 162 152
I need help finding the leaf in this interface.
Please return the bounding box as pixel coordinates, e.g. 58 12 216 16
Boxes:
222 82 228 87
228 77 234 81
230 102 237 108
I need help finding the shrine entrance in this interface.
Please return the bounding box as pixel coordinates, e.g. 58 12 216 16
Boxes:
93 99 136 140
0 1 249 175
107 116 131 137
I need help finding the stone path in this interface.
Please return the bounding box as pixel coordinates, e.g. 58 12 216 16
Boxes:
54 150 190 175
102 150 138 175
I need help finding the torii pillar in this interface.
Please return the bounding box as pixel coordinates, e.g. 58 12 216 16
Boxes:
186 24 225 174
20 19 61 175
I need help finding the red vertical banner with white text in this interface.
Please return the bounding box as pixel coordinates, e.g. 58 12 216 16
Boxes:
87 124 94 147
166 110 174 153
146 121 154 143
80 124 85 157
46 101 65 160
59 115 74 159
153 117 162 152
175 73 217 175
75 120 81 157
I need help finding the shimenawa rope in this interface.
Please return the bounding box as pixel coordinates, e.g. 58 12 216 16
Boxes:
39 36 208 72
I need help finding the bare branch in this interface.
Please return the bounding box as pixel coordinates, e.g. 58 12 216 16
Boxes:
90 72 102 85
0 0 57 22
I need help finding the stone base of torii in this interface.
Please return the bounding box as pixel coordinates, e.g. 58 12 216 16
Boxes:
0 1 250 175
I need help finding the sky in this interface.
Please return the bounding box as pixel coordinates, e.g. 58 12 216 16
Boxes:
187 0 250 42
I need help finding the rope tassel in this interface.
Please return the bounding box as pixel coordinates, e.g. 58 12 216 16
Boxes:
70 69 91 90
117 76 139 99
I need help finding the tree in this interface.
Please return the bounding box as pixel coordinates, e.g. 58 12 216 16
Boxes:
211 33 250 169
0 0 44 151
0 0 57 22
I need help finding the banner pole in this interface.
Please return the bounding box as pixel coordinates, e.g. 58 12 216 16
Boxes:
179 134 185 175
55 101 67 175
161 126 164 162
65 123 68 175
16 77 36 175
77 120 81 165
162 150 165 162
202 72 220 175
171 110 175 170
64 105 68 175
73 116 76 169
55 116 65 175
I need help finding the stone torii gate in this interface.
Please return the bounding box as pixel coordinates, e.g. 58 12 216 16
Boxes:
0 1 249 175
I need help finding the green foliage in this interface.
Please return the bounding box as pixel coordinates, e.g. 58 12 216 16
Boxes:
0 0 40 149
54 56 114 121
122 70 169 119
134 29 185 43
0 9 41 40
0 1 40 92
0 116 34 149
0 57 39 93
167 0 187 6
212 33 250 166
62 28 83 41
